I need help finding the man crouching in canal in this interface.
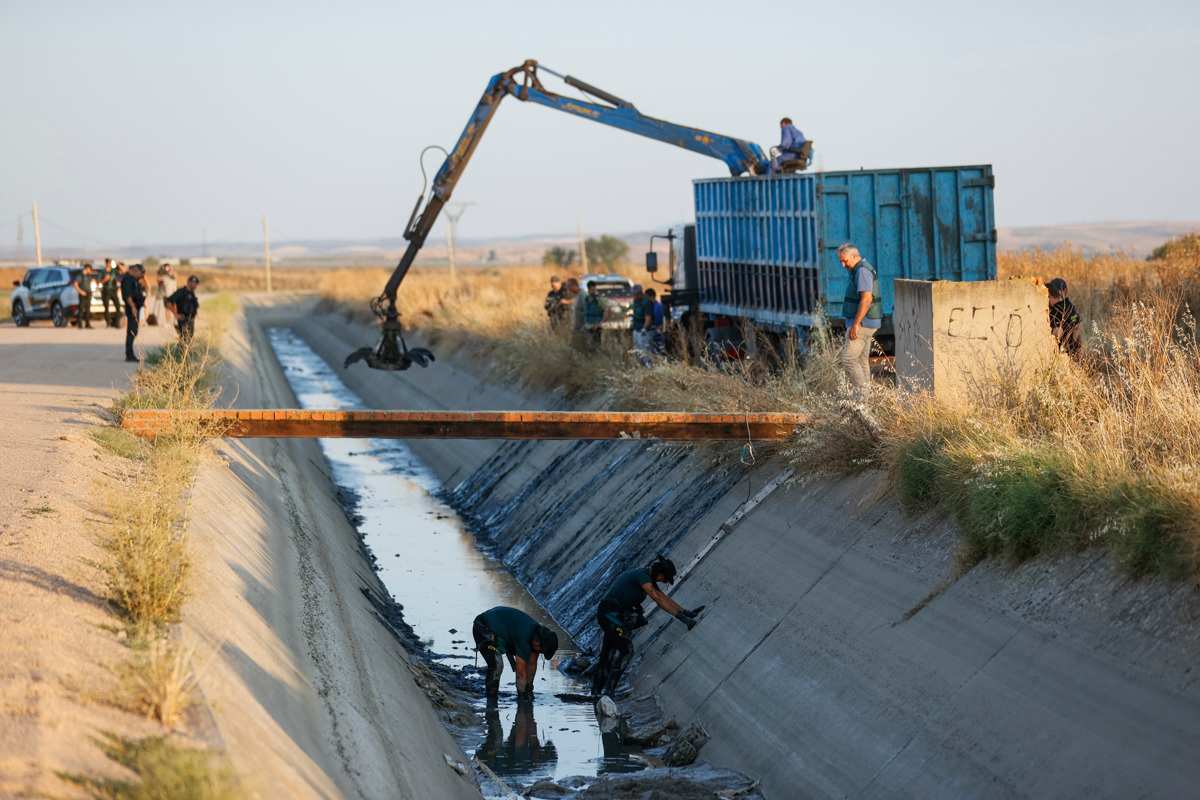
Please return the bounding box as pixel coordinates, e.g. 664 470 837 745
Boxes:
591 555 703 700
473 606 559 702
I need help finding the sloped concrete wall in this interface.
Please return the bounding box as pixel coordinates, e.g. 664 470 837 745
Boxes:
252 300 1200 799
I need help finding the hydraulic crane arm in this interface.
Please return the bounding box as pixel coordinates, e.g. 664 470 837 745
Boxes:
345 59 768 371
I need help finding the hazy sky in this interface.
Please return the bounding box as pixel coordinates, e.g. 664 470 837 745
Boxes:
2 0 1198 250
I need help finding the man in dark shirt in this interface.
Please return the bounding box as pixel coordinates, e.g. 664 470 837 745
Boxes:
472 606 559 701
166 275 201 342
121 264 146 362
543 275 571 328
1046 277 1082 357
72 264 96 329
99 259 119 327
590 555 702 699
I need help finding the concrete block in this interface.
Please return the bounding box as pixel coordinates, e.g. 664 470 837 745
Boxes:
893 278 1059 400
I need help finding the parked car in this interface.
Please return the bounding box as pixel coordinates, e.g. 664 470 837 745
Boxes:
10 266 110 327
578 274 635 330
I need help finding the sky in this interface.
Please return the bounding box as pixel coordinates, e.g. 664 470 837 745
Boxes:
1 0 1198 251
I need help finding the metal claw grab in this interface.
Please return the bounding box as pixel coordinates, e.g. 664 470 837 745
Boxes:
344 58 768 372
343 298 435 371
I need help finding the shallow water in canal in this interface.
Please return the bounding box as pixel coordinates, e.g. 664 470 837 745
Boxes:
267 327 637 794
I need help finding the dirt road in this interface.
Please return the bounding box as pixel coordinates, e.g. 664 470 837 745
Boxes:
0 320 171 796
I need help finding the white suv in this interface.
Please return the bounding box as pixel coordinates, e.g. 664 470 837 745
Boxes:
9 266 107 327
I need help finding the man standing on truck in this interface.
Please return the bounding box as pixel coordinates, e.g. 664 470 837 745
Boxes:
591 555 702 700
769 117 807 174
838 243 882 398
472 606 559 702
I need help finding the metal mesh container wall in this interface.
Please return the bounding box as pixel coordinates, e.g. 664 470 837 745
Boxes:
693 165 996 329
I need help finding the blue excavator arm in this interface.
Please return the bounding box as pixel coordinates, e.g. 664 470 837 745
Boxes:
345 59 768 371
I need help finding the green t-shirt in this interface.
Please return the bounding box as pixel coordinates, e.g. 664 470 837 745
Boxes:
480 606 539 660
603 568 653 610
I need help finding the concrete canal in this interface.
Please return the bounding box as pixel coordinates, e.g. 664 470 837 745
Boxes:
266 327 638 796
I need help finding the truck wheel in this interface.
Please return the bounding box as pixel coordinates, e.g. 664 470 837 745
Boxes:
51 302 67 328
12 301 30 327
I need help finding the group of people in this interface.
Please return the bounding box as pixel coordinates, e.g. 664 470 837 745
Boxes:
471 554 699 705
69 258 203 362
543 276 667 354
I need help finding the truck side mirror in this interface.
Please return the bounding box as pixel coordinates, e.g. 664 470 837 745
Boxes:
11 280 19 288
645 252 658 273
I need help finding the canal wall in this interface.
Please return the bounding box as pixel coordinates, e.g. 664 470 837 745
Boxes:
246 298 1200 799
183 301 481 799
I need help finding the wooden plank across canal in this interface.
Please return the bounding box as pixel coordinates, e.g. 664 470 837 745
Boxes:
121 409 808 441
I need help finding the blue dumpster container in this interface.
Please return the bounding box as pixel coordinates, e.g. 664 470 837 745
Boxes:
690 164 996 332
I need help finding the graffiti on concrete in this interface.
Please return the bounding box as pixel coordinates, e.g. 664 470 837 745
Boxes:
946 304 1036 349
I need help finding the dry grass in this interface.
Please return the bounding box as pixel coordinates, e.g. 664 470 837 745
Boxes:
103 301 235 635
312 252 1200 579
103 441 197 636
118 641 199 729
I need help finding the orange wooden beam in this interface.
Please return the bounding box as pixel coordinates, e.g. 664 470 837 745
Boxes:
121 409 807 441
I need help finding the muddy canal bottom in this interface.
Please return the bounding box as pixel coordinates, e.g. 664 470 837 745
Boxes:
267 328 638 794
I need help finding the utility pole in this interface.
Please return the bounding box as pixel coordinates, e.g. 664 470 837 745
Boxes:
32 202 43 266
444 202 474 281
577 215 588 273
262 216 272 293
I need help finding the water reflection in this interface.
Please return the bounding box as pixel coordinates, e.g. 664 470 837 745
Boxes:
478 699 558 781
266 328 640 792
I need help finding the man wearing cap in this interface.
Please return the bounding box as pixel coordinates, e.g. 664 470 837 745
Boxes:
472 606 560 702
837 242 882 398
591 555 702 699
1046 277 1082 357
166 275 201 342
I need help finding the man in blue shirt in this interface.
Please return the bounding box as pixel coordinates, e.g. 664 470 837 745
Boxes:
838 243 882 398
769 117 807 174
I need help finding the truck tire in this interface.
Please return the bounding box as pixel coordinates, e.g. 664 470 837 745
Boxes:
12 300 30 327
51 302 67 328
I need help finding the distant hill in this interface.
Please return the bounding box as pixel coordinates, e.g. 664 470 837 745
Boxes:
5 221 1198 268
998 221 1200 258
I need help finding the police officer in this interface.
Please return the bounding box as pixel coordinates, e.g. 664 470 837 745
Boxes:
544 275 570 327
121 264 146 362
99 258 119 327
591 555 702 699
166 275 201 342
73 264 96 329
472 606 560 702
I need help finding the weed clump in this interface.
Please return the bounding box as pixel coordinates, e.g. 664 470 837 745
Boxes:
63 733 239 800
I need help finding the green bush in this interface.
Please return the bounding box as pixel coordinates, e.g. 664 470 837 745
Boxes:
63 733 240 800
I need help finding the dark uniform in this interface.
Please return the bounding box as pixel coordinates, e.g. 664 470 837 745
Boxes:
121 272 145 361
472 606 543 700
1049 296 1082 356
74 271 95 328
100 265 120 327
591 567 653 698
166 285 200 341
544 286 568 327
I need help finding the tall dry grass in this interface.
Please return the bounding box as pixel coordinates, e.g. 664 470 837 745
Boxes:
315 252 1200 578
